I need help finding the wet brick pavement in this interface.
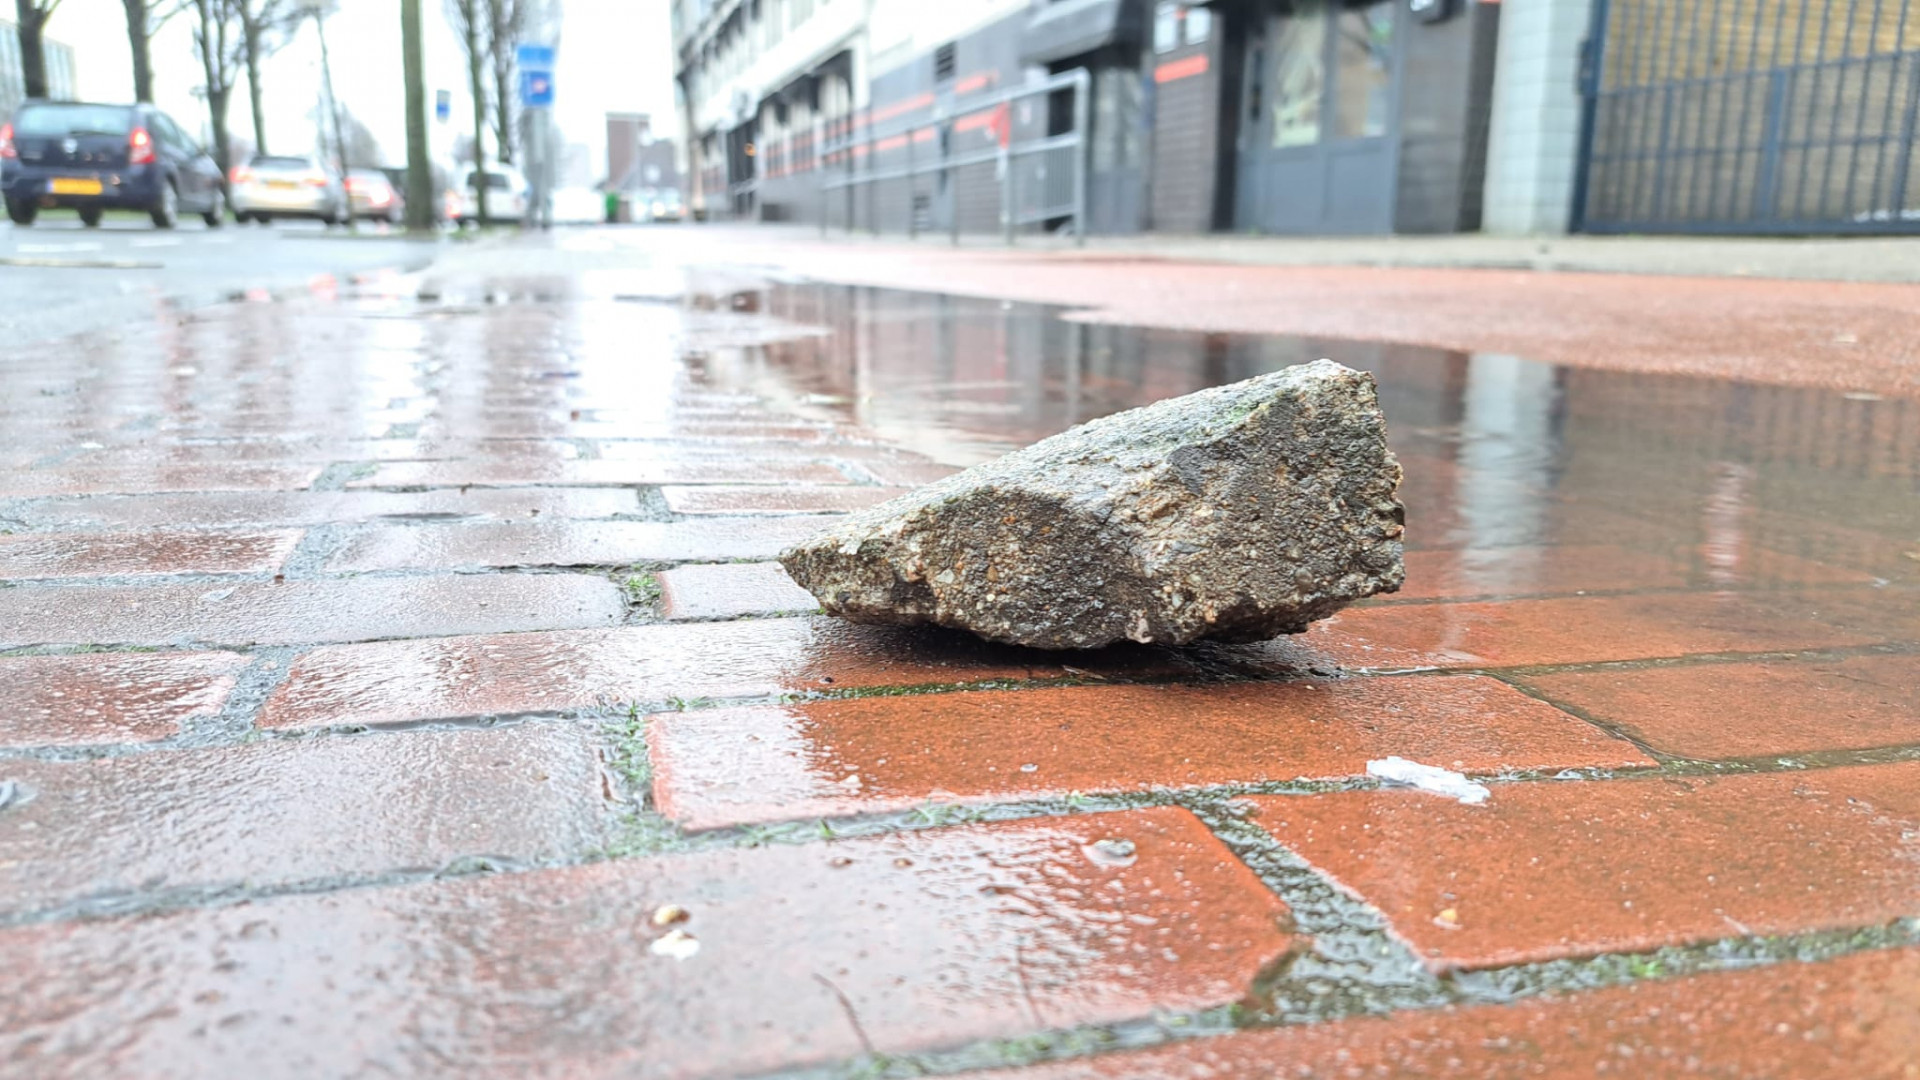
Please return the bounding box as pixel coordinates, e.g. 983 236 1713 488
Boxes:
4 232 1920 1076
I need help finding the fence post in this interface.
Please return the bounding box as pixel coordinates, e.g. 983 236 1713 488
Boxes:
1002 141 1015 246
867 121 879 236
907 122 918 238
947 115 960 246
1073 69 1091 244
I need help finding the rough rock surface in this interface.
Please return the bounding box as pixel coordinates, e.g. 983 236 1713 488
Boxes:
780 360 1404 649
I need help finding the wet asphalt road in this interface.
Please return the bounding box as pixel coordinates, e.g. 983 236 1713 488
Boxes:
0 214 439 346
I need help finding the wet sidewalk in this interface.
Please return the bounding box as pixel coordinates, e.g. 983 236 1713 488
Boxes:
3 233 1920 1078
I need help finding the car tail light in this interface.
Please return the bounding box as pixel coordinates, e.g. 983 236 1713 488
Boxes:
305 173 328 188
129 127 157 165
0 124 15 159
343 177 360 192
229 166 253 184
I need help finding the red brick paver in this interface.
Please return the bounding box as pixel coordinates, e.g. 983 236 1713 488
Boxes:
0 807 1291 1079
0 574 625 647
660 483 912 515
1394 545 1691 600
655 561 820 620
0 724 610 916
0 529 302 580
0 652 245 745
1248 761 1920 971
974 946 1920 1079
9 488 642 529
257 617 1321 729
324 516 840 571
0 464 322 498
347 457 850 488
1522 652 1920 759
1303 589 1902 670
650 677 1650 830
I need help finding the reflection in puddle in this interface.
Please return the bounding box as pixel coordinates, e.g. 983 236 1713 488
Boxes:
705 282 1920 593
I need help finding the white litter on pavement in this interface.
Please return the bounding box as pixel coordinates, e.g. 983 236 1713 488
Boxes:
649 928 701 960
1366 757 1490 804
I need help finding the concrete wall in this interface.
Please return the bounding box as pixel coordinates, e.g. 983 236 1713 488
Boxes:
1482 0 1594 234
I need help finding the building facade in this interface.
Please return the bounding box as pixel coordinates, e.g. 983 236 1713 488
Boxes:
0 22 78 123
675 0 1920 236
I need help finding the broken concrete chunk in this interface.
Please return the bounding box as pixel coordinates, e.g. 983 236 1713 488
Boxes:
779 359 1404 649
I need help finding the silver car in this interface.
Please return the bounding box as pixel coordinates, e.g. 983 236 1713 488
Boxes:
231 155 346 225
346 169 404 224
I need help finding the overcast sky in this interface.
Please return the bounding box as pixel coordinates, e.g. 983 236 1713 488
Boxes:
48 0 677 182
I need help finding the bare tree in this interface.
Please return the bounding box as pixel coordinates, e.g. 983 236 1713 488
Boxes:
485 0 525 165
445 0 489 225
236 0 304 155
189 0 244 178
13 0 63 100
329 107 381 169
121 0 185 104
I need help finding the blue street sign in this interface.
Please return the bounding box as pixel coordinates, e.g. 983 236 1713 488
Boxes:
434 89 450 122
519 70 554 108
516 43 555 108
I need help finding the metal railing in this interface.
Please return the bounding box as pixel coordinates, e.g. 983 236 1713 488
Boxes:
817 67 1091 244
1578 0 1920 234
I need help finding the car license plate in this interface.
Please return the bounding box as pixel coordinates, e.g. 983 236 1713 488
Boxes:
266 179 298 190
49 177 102 196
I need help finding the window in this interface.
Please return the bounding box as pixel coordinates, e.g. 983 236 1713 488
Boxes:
934 42 956 83
1333 2 1393 139
14 103 133 138
1184 6 1211 45
1269 3 1325 148
1156 3 1210 54
1153 2 1179 53
156 115 194 154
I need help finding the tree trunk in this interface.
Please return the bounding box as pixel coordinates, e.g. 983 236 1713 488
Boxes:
402 0 435 232
463 3 490 225
194 0 231 177
16 1 50 101
244 19 267 154
492 56 512 165
124 0 155 103
207 87 232 179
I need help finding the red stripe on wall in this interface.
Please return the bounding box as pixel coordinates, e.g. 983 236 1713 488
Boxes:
863 92 937 127
952 72 994 95
1154 53 1210 84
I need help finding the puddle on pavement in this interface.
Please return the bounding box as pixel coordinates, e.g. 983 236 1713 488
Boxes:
703 282 1920 596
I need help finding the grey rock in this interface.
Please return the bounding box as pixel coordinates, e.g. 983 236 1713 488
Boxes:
779 360 1405 649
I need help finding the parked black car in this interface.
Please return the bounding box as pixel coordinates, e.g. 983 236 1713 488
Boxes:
0 100 225 229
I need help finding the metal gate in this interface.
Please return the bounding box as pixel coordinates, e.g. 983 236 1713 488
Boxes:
1577 0 1920 233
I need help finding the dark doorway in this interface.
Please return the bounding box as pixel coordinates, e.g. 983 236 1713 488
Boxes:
1233 0 1400 234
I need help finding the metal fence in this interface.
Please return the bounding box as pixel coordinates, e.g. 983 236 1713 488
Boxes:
1577 0 1920 233
818 68 1092 244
